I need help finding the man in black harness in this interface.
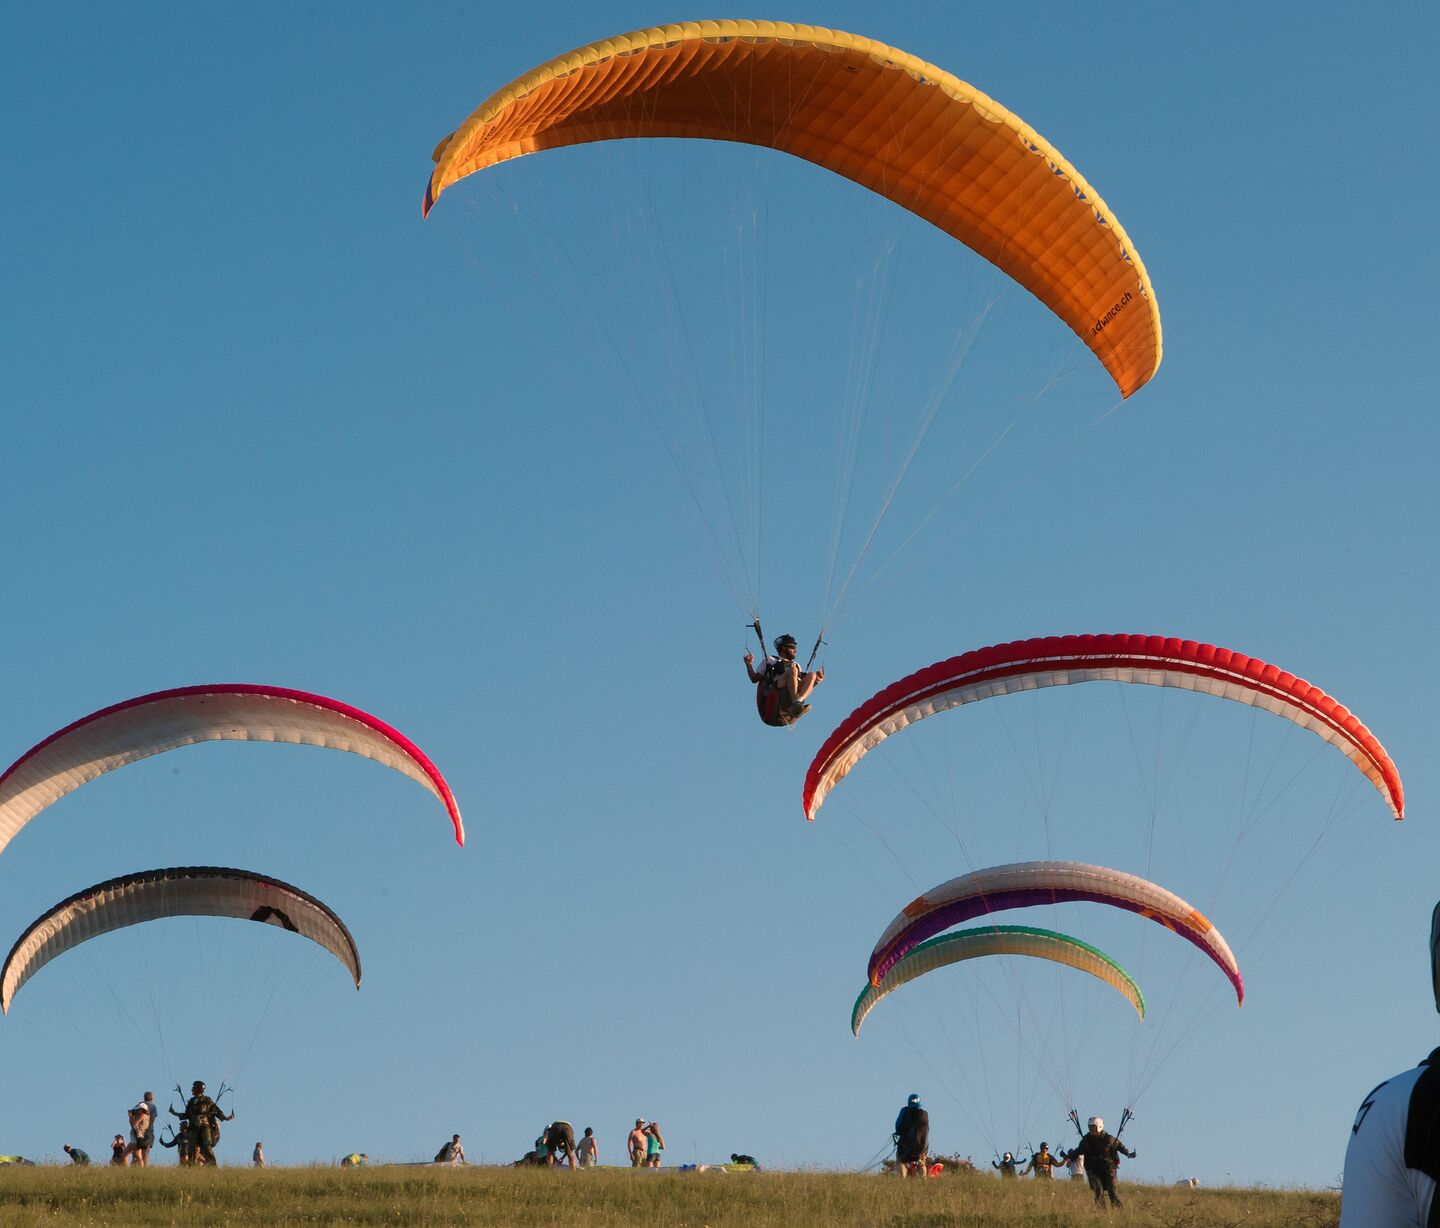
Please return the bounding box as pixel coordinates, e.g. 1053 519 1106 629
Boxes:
169 1081 233 1167
745 634 824 727
1070 1116 1135 1208
892 1092 929 1178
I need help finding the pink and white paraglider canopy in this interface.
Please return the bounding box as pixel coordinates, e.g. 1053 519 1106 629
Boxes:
0 684 464 857
804 634 1402 823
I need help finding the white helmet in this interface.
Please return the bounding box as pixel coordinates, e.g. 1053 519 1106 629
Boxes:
1088 1116 1104 1131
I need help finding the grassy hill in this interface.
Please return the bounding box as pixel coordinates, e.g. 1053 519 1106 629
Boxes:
0 1165 1340 1227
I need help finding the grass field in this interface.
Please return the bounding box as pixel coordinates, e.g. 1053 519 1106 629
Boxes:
0 1166 1340 1227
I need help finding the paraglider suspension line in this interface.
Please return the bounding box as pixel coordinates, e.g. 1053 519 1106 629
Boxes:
1116 1107 1133 1141
859 1138 897 1173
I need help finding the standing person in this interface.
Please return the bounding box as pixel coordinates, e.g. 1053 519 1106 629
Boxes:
1021 1141 1063 1179
892 1093 929 1178
577 1128 598 1168
627 1120 648 1167
63 1144 90 1165
992 1151 1020 1178
125 1092 156 1168
160 1122 194 1165
745 634 824 727
436 1134 466 1164
169 1081 233 1167
644 1122 665 1168
1340 900 1440 1226
252 1142 266 1168
1069 1116 1135 1208
110 1135 128 1166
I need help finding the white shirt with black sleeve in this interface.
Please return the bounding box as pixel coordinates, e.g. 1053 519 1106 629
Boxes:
1342 1048 1440 1227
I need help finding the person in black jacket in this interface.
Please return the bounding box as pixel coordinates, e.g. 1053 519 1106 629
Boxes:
892 1093 930 1177
1070 1116 1135 1207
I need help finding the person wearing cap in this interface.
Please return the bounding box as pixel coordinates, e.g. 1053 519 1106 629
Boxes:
1068 1116 1135 1208
1339 900 1440 1226
63 1144 90 1165
125 1092 157 1168
627 1120 648 1167
892 1093 929 1178
744 634 824 727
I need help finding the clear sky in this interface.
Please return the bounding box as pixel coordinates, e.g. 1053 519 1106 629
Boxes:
2 1 1436 1186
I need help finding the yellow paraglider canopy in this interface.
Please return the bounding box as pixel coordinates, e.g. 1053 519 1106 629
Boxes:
424 19 1162 397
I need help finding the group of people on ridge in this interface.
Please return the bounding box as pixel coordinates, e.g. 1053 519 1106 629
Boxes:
893 1095 1136 1208
74 1082 234 1169
513 1122 592 1168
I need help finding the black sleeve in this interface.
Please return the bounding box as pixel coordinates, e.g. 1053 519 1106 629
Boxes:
1405 1048 1440 1227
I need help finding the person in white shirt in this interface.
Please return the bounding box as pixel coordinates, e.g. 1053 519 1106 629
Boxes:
1340 901 1440 1227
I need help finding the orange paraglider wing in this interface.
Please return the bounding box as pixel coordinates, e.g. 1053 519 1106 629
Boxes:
424 20 1161 397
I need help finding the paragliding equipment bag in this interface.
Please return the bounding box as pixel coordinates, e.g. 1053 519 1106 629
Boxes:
756 659 795 727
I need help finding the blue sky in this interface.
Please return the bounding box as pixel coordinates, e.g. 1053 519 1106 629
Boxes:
2 1 1436 1185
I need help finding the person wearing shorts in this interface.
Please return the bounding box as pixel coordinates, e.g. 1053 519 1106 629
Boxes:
544 1121 577 1168
628 1120 647 1167
645 1122 665 1167
127 1091 156 1167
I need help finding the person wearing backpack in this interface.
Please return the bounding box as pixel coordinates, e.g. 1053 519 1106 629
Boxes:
893 1093 929 1178
435 1134 466 1164
169 1081 233 1166
744 634 824 727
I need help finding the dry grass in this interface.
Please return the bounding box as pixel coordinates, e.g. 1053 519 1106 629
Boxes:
0 1166 1339 1228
